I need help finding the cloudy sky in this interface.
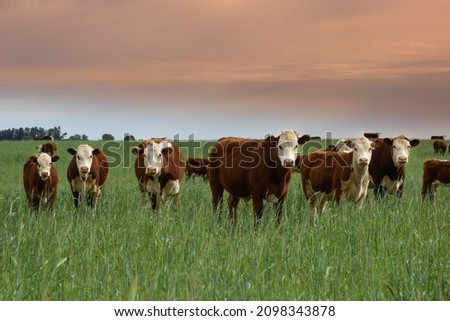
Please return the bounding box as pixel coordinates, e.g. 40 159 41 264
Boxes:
1 0 450 140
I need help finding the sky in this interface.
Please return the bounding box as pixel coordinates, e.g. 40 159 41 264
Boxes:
1 0 450 140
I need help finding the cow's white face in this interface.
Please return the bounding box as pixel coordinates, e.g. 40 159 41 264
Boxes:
388 136 420 168
35 153 59 181
68 144 98 179
277 131 300 168
351 136 374 168
141 141 172 177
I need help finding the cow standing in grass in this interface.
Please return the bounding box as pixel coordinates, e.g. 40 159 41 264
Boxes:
23 152 60 210
67 144 109 208
300 136 375 224
208 130 310 226
36 142 57 156
421 159 450 201
369 135 420 199
133 138 185 210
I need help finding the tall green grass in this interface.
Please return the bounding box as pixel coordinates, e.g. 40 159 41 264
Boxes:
0 139 449 300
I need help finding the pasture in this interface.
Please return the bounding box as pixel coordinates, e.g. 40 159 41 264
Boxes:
0 139 449 300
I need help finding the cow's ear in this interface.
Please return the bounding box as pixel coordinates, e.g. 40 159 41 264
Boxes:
410 139 420 147
265 135 277 143
92 148 101 155
51 155 60 163
383 138 393 145
162 146 173 155
35 145 42 151
67 148 77 155
132 147 142 156
298 134 311 144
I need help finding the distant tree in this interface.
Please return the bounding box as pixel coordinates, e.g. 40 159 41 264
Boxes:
124 133 136 141
47 126 67 140
68 134 88 141
102 133 115 141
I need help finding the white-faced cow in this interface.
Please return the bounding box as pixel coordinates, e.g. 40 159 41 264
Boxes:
23 152 60 210
421 159 450 201
132 138 185 210
300 136 375 224
208 130 310 226
36 142 57 156
67 144 109 208
369 135 420 199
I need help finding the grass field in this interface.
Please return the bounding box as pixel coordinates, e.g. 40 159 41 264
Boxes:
1 139 449 300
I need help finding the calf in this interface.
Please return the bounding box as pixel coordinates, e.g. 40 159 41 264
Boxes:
132 138 185 210
421 159 450 201
433 140 446 155
185 157 210 181
369 135 420 199
67 144 109 208
36 142 57 156
23 153 60 210
300 136 375 224
208 130 310 226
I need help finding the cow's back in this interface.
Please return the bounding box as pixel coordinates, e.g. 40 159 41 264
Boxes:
209 137 258 198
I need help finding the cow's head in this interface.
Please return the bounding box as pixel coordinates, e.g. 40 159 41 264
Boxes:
67 144 101 179
351 136 376 168
272 130 310 168
33 153 60 181
384 135 420 168
132 140 173 177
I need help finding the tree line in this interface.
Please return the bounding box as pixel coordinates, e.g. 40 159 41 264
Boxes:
0 126 116 141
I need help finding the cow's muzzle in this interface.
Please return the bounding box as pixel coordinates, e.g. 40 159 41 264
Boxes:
40 172 49 180
146 167 158 176
283 159 295 168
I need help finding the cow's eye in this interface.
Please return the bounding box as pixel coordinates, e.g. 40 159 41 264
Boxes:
77 156 81 160
158 154 162 158
354 148 358 151
278 145 283 150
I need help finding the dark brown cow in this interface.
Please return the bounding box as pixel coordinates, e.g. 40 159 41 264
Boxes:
431 135 445 140
422 159 450 200
23 152 60 210
421 159 450 201
132 138 185 210
208 130 310 226
185 157 210 181
433 140 447 155
36 142 57 156
369 135 420 199
301 136 375 224
364 132 381 140
67 144 109 208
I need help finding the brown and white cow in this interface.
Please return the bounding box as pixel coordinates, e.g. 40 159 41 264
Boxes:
208 130 310 226
132 138 185 210
23 152 60 210
36 142 57 156
67 144 109 208
433 140 447 155
300 136 375 224
369 135 420 199
185 157 210 181
421 159 450 201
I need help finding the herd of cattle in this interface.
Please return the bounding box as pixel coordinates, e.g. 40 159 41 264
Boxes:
22 132 450 225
